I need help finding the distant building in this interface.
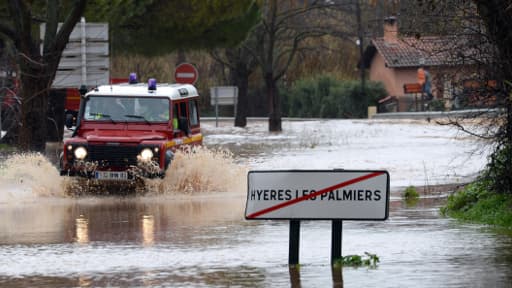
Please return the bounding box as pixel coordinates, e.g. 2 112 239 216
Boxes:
361 16 486 112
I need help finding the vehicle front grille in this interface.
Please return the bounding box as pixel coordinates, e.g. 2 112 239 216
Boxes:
87 145 139 167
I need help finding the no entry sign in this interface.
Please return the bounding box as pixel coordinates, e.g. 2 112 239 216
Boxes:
175 63 198 84
245 170 390 220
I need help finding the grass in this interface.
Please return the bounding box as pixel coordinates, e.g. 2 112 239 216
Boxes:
441 180 512 229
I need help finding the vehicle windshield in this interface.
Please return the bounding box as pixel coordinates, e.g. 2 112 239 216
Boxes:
83 96 170 122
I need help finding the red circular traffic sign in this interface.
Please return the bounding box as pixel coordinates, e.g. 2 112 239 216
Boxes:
175 63 198 85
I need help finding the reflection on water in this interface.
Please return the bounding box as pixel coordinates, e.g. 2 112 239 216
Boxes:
289 266 301 288
331 266 343 288
0 195 511 287
141 215 154 246
75 215 89 244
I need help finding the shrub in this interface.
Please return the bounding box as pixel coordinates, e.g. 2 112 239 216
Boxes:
281 75 387 118
428 99 446 111
403 185 419 200
441 180 512 228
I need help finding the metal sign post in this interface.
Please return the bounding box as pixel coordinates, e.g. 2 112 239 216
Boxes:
246 169 390 265
0 75 3 139
289 220 300 265
0 90 2 140
210 86 238 127
214 87 219 127
331 220 343 264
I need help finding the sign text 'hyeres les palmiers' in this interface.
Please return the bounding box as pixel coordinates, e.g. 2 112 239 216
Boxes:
245 170 390 220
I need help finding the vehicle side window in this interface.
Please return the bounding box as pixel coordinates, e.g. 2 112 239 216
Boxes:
172 104 179 129
179 102 188 119
189 100 199 127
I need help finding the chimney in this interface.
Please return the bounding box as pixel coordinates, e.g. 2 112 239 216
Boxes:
383 16 398 43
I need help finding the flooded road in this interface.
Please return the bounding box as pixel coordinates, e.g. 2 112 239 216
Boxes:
1 195 511 287
1 119 510 287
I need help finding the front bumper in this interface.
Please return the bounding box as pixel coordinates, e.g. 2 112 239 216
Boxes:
61 144 173 179
60 168 165 179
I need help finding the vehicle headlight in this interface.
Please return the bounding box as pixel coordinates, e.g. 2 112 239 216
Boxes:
74 146 87 160
139 148 154 162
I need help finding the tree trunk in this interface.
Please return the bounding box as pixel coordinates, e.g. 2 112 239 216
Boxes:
19 82 48 152
18 75 49 152
232 63 249 127
265 72 281 131
47 89 66 142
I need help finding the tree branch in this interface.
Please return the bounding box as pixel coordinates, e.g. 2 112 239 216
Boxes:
209 49 235 69
8 0 32 49
43 0 59 55
50 0 86 56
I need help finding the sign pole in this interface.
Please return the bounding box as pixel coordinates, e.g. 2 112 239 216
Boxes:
80 17 87 87
214 87 219 127
234 86 238 119
331 220 343 265
0 75 3 139
289 220 300 265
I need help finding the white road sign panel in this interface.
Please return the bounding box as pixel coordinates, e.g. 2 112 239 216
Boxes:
245 170 390 220
176 72 196 78
40 22 108 41
210 86 238 106
40 21 109 88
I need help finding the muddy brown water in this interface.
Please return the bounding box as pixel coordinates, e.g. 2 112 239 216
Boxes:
1 120 510 287
1 193 511 287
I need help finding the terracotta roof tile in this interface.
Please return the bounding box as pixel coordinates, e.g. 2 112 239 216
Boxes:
372 36 464 68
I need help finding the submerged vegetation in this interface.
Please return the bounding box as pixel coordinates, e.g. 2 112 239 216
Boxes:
403 186 419 200
402 186 420 206
441 180 512 229
332 252 380 268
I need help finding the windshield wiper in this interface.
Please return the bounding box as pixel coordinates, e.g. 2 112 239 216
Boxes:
124 114 151 124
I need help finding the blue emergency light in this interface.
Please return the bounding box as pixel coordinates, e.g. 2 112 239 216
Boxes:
148 78 157 91
129 73 138 84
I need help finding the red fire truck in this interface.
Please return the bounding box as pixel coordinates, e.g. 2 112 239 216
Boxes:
60 76 202 180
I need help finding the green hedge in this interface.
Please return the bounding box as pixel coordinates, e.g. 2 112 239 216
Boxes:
281 76 387 118
441 180 512 228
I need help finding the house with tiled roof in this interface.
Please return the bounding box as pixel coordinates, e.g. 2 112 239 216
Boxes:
362 16 478 112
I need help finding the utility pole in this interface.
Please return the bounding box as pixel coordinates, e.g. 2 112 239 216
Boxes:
356 0 367 115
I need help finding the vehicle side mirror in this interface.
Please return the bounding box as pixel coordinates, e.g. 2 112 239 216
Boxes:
65 114 74 129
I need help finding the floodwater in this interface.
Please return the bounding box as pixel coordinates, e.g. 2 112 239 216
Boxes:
1 119 511 287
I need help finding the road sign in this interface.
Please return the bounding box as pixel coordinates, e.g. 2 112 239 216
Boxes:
175 63 198 84
210 86 238 127
41 19 109 88
245 170 390 220
210 86 238 106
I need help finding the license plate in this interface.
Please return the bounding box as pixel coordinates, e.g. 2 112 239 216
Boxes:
95 171 128 180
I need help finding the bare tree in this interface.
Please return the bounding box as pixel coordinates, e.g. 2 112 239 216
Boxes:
396 0 512 193
210 46 259 127
0 0 87 151
241 0 352 131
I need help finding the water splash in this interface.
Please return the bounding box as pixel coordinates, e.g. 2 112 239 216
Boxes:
0 147 247 199
145 146 248 196
0 153 67 202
